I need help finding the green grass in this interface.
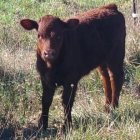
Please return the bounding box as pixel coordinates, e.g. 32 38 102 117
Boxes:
0 0 140 139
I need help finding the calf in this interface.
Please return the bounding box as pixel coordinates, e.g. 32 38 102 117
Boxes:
20 3 126 130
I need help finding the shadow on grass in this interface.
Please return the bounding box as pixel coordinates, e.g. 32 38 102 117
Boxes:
0 66 26 85
0 66 27 106
0 124 58 140
1 107 140 139
0 67 43 139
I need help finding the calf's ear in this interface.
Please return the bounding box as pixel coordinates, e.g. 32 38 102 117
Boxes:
20 19 38 30
66 19 79 28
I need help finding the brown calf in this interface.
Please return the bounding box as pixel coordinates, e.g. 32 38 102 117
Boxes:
20 3 126 130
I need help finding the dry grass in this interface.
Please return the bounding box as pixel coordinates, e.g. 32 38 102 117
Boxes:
0 0 140 139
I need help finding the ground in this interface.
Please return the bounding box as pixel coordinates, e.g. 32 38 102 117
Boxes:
0 0 140 139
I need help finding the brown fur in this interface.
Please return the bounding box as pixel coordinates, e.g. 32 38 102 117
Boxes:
20 3 126 130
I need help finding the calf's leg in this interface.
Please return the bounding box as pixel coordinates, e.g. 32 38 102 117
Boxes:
108 65 124 108
39 79 55 130
97 65 112 112
62 83 77 129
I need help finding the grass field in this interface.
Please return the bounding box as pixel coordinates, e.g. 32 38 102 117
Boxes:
0 0 140 139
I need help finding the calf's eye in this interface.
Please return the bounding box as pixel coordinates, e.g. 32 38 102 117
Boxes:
38 34 41 38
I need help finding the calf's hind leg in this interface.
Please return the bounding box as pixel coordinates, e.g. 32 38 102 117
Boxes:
108 64 124 108
98 65 112 112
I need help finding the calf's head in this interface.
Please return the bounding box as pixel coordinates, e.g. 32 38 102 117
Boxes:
20 15 79 64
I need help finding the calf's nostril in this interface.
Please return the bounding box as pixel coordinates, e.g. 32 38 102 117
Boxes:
51 51 56 56
44 51 48 56
43 50 56 59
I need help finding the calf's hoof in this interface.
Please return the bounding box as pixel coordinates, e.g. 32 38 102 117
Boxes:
38 115 48 130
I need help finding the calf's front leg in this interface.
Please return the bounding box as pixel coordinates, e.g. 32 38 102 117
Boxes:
39 78 55 130
62 83 77 129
